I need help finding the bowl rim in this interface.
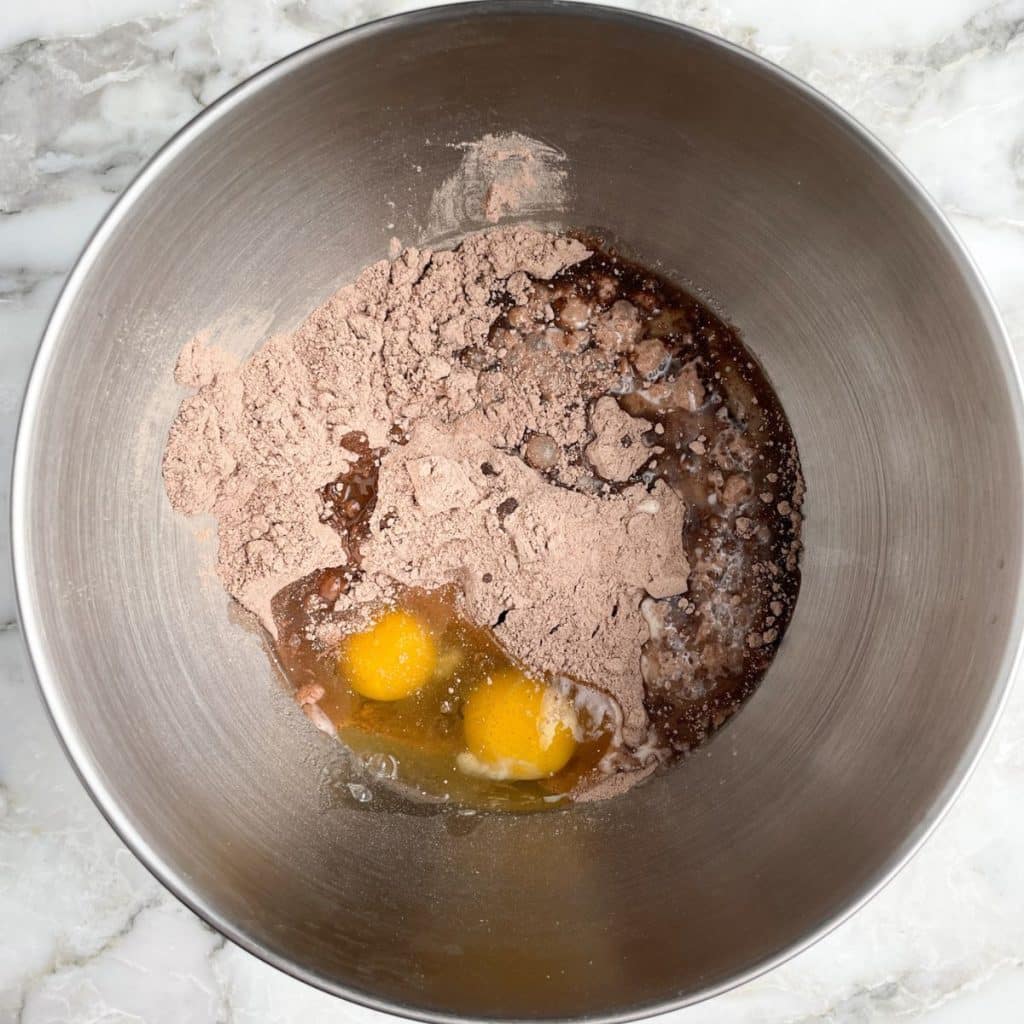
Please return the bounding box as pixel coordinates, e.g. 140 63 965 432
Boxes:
12 1 1024 1020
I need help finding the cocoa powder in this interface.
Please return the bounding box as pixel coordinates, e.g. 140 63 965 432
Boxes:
426 133 568 239
163 227 690 781
331 418 688 745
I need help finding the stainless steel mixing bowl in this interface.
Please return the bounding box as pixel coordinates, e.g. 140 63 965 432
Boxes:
13 2 1024 1020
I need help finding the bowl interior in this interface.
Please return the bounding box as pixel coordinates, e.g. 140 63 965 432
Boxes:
14 4 1024 1020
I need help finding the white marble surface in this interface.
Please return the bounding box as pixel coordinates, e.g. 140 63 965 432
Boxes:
2 0 1024 1020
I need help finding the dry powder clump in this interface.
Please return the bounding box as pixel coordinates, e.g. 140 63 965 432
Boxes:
163 228 687 746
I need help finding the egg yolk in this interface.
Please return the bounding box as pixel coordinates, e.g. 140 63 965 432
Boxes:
341 609 437 701
459 669 578 780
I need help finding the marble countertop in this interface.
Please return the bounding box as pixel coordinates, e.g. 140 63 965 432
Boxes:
2 1 1024 1021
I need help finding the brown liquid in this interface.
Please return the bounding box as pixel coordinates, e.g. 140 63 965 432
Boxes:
271 241 803 810
553 247 803 751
